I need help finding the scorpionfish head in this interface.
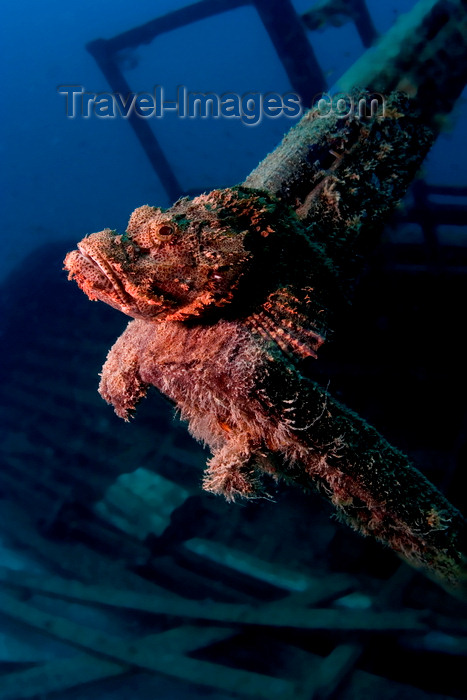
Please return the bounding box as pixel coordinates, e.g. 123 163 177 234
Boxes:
63 188 275 322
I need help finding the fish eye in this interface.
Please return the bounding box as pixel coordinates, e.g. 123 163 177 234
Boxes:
149 221 175 242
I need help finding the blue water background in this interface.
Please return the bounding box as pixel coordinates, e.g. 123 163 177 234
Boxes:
1 0 466 282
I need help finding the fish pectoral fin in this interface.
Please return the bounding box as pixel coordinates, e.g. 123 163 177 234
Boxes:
99 320 149 421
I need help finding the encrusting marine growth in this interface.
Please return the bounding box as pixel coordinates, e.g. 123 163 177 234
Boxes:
65 89 467 594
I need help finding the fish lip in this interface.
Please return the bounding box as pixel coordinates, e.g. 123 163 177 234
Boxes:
77 242 131 305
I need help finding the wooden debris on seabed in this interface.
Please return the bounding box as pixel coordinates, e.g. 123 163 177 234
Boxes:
1 323 466 699
0 566 428 632
183 537 353 596
0 590 296 700
94 468 191 540
306 642 364 700
0 562 466 700
0 486 275 608
0 501 157 592
0 626 257 700
296 564 417 699
0 629 68 665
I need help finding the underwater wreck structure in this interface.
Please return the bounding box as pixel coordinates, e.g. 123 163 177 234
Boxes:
66 0 467 592
1 1 467 698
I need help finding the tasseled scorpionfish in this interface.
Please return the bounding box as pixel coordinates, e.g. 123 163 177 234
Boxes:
65 91 467 588
65 185 466 587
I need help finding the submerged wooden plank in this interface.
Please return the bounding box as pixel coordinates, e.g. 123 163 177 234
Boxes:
184 537 313 592
184 537 354 598
295 565 423 699
0 501 161 593
0 632 64 665
95 468 191 540
0 593 295 698
0 567 426 632
0 501 257 607
310 643 363 699
0 646 126 699
0 625 235 699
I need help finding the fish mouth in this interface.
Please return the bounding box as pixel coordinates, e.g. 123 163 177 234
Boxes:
77 242 131 306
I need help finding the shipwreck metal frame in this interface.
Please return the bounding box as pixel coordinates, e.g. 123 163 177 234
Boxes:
86 0 327 201
86 0 467 261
